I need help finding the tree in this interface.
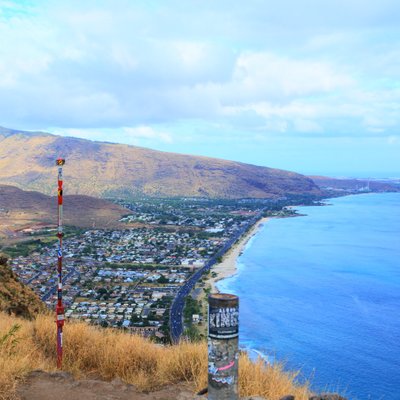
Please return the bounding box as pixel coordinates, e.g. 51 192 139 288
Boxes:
0 256 8 266
131 314 141 323
157 274 169 284
183 326 202 342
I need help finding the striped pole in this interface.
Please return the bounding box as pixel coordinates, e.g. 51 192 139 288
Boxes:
56 158 65 369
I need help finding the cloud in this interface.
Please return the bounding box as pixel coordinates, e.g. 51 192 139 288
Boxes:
0 0 399 147
54 125 173 147
123 126 173 144
230 52 353 99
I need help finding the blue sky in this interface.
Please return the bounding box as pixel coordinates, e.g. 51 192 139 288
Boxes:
1 0 399 177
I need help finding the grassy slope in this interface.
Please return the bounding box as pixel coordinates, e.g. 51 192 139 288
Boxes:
0 312 310 400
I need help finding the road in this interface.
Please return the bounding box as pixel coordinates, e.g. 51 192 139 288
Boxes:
41 268 80 302
24 271 42 285
169 215 261 343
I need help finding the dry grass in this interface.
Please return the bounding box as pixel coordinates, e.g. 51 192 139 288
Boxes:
0 312 310 400
0 314 50 400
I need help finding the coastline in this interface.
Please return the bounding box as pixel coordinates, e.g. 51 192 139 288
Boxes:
208 217 269 293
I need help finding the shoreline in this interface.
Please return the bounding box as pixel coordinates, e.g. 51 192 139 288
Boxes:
208 216 269 293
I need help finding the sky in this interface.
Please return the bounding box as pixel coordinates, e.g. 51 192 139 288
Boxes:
1 0 400 177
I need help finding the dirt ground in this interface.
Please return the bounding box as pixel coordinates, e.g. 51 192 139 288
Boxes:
16 371 202 400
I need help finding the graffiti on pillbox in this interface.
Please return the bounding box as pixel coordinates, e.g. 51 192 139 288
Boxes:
209 306 239 339
208 360 235 375
211 376 234 385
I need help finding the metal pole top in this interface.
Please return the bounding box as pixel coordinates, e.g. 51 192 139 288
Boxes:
209 293 238 306
209 293 238 301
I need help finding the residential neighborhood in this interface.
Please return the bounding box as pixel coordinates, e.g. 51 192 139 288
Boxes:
9 198 266 341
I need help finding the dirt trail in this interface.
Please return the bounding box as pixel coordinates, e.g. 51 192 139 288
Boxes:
16 371 201 400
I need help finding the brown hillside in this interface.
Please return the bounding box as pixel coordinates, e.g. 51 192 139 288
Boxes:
0 256 46 318
0 184 129 241
0 127 321 199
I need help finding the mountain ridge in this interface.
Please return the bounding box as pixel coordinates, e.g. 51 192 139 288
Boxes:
0 126 322 199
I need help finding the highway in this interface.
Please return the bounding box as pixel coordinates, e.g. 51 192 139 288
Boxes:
169 215 261 343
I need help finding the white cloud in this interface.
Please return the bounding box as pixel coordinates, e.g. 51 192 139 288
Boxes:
173 41 208 69
53 125 173 146
226 101 320 119
230 52 353 99
123 126 173 144
0 0 399 146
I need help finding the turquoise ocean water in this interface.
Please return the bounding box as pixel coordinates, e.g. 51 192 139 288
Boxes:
217 193 400 400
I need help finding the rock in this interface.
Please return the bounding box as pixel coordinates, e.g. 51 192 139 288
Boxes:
176 393 204 400
66 381 81 389
196 387 208 395
111 378 135 392
309 394 347 400
111 378 124 386
26 370 46 378
48 372 73 381
110 377 133 391
280 396 295 400
77 379 106 389
241 397 267 400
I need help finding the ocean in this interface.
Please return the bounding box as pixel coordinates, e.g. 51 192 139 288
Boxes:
217 193 400 400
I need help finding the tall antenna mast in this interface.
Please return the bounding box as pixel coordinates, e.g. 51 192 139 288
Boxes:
56 158 65 369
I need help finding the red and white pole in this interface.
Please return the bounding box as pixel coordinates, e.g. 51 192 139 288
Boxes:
56 158 65 369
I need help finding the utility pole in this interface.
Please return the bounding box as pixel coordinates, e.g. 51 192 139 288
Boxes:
56 158 65 369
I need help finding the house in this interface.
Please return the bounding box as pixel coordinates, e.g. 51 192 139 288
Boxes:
192 314 200 323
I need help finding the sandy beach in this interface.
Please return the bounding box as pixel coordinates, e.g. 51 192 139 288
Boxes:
208 217 269 293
